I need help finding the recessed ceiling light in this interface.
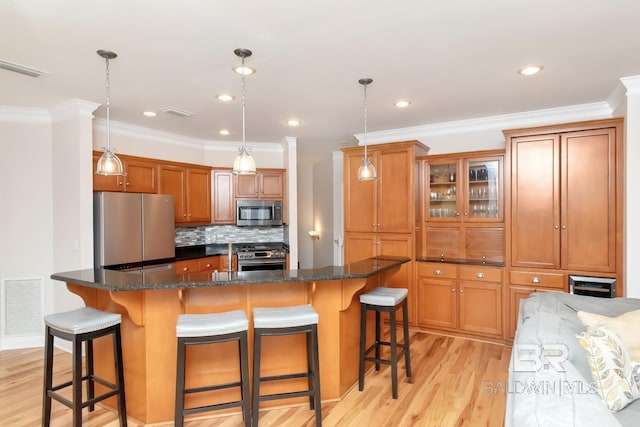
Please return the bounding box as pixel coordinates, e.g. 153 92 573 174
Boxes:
287 119 301 126
219 129 230 136
394 100 411 108
233 65 255 76
518 65 543 76
217 94 234 102
143 111 157 117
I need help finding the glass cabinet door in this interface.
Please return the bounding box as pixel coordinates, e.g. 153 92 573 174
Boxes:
465 158 502 221
427 162 459 220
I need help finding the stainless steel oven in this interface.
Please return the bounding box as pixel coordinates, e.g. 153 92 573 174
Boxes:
237 244 287 271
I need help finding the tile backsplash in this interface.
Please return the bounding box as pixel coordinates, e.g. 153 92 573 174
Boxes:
175 225 288 247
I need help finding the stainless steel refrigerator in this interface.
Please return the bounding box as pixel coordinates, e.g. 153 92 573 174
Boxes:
94 192 175 269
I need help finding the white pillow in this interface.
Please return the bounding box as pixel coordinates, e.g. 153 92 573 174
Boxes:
576 325 640 412
577 309 640 363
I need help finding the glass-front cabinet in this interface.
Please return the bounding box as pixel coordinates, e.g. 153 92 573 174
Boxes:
426 155 503 223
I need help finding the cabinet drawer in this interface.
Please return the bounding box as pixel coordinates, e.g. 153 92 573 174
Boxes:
417 262 457 279
198 256 219 272
175 259 200 274
510 271 564 289
459 266 502 283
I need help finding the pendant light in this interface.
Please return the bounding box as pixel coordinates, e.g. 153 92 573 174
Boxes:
357 78 377 181
95 50 124 176
232 48 257 175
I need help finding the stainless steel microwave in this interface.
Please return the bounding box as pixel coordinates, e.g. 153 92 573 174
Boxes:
236 200 283 226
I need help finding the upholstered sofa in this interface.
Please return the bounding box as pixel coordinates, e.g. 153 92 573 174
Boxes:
505 292 640 426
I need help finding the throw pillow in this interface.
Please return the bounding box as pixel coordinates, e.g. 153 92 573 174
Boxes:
577 309 640 363
576 325 640 411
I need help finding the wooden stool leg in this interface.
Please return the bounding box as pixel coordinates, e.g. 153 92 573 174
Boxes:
374 310 381 371
389 309 398 400
175 337 186 427
86 339 95 412
358 303 366 391
252 331 263 427
402 301 412 382
72 337 83 427
42 327 54 427
113 326 127 427
311 325 322 427
239 332 251 427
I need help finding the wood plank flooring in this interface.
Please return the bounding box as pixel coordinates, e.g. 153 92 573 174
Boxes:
0 332 511 426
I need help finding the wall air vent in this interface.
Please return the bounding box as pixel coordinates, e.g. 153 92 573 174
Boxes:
159 106 194 117
0 59 48 78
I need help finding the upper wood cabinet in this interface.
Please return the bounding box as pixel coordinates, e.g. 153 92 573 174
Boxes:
235 169 285 199
159 164 211 224
212 169 235 224
506 120 621 273
343 141 428 233
425 152 504 223
92 152 158 193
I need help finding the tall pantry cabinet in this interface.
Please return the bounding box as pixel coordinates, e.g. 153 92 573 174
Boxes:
504 118 624 338
343 141 429 325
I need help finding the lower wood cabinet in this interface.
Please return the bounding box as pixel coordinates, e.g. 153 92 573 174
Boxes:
174 255 236 274
417 262 503 338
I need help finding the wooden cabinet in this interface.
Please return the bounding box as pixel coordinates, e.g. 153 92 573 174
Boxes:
235 169 285 199
419 150 505 263
342 141 429 327
212 169 235 224
159 164 211 224
220 254 237 272
93 152 158 193
505 118 624 294
417 262 503 338
344 142 425 233
175 256 223 274
174 258 200 274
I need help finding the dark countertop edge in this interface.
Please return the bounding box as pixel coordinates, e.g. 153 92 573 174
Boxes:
416 257 506 267
51 256 410 292
175 242 290 260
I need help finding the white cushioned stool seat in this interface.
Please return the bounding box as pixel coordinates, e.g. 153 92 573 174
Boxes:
360 287 408 307
44 307 121 334
176 310 248 338
253 304 318 329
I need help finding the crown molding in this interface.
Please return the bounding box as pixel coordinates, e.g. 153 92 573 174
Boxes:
0 106 50 123
94 118 205 149
620 75 640 95
607 82 627 112
50 99 99 122
354 101 613 145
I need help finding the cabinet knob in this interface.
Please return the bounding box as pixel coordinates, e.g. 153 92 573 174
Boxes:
476 272 484 279
118 181 123 185
205 263 211 268
554 225 559 229
459 289 464 293
434 269 442 275
182 267 188 272
456 212 460 217
126 182 130 186
377 223 381 227
464 212 468 216
531 277 540 284
562 225 567 230
183 214 187 217
188 213 192 217
451 288 456 292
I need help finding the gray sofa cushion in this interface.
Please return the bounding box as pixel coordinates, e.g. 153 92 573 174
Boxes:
506 292 640 427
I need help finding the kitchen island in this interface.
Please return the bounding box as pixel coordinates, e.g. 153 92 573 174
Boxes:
51 256 409 425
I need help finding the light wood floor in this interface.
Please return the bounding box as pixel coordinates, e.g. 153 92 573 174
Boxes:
0 332 511 426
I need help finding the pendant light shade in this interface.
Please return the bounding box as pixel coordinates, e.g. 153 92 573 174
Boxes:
357 78 377 181
95 49 124 176
232 48 257 175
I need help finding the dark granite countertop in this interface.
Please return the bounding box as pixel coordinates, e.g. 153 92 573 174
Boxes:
416 257 506 267
51 256 410 292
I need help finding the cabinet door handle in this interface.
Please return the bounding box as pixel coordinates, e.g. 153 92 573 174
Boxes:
459 289 464 293
475 272 484 279
554 225 559 229
182 267 188 272
434 269 442 275
464 212 468 216
531 277 540 284
205 263 211 268
451 288 456 292
456 212 460 217
126 182 130 186
562 225 567 230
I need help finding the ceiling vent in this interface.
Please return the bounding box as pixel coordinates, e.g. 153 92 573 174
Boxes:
0 59 48 77
159 106 194 117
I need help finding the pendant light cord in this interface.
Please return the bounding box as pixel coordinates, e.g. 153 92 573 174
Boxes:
363 81 368 160
241 56 246 151
105 56 112 152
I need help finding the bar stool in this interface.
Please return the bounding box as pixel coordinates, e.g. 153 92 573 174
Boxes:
358 287 412 399
252 304 321 426
42 307 127 427
175 310 250 427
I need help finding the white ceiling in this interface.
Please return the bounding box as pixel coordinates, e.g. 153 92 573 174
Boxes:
2 0 640 163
